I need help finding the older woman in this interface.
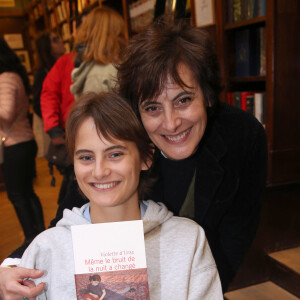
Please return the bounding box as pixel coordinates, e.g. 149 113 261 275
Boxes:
0 18 267 299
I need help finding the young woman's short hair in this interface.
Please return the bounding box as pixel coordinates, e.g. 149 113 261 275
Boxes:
75 6 126 65
66 92 154 199
117 17 222 117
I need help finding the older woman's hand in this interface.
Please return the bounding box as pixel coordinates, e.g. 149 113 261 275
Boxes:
0 267 45 300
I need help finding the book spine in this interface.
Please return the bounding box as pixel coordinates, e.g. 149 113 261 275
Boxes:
246 94 254 114
235 29 250 76
227 0 234 23
259 27 266 76
249 28 260 76
254 92 266 125
234 92 241 108
241 92 254 111
233 0 242 22
227 92 234 106
258 0 266 16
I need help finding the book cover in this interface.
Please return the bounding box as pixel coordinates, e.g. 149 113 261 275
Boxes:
71 220 150 300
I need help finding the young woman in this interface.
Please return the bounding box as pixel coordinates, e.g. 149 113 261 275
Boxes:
0 18 267 298
70 6 126 99
0 38 45 247
19 92 223 299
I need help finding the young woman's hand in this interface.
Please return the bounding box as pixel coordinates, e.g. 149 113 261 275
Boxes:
0 267 45 300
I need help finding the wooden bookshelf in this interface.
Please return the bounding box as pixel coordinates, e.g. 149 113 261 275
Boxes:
215 0 300 186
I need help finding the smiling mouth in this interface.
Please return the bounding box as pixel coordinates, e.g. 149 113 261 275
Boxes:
92 181 120 190
163 128 191 143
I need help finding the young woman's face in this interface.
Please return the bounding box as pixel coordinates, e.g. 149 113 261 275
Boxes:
139 64 208 160
50 33 65 59
74 117 148 211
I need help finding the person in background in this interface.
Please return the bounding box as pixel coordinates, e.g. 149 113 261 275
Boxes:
0 37 45 249
70 6 126 99
32 32 65 158
19 92 223 299
40 51 76 205
0 18 267 298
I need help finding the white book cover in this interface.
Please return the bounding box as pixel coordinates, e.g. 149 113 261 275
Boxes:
71 220 149 300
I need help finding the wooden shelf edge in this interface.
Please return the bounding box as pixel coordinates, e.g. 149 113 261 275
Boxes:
229 76 266 83
225 15 266 30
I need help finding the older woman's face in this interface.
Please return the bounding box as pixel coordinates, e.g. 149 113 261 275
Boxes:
139 64 207 160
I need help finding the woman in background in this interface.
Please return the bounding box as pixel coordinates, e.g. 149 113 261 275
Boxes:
0 37 45 248
32 32 65 158
70 6 126 98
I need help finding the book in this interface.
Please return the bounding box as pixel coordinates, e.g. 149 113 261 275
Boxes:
235 28 260 77
254 92 266 125
227 92 234 106
71 220 150 300
227 0 234 23
259 27 266 76
234 91 241 108
258 0 266 16
241 91 254 112
233 0 242 22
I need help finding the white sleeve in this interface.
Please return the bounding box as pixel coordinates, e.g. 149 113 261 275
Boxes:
1 257 21 267
188 227 223 299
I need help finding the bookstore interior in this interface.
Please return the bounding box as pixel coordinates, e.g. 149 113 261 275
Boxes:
0 0 299 298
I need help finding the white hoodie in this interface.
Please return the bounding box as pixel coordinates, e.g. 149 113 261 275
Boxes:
20 200 223 299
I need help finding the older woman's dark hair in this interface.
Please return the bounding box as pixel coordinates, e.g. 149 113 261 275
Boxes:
35 32 56 70
66 92 155 199
0 37 31 95
117 17 222 117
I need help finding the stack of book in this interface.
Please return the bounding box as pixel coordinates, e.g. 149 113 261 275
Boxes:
227 91 266 126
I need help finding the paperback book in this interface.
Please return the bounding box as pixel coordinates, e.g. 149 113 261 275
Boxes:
71 220 150 300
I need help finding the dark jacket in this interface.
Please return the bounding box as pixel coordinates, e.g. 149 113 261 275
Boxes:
10 103 267 292
33 67 48 118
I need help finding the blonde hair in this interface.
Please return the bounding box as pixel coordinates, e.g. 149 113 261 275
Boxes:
75 6 126 65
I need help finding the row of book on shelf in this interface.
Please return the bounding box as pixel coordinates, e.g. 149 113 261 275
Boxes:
227 91 266 126
228 0 266 23
235 26 266 77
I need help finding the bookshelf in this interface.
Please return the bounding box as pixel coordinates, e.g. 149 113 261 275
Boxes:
215 0 300 186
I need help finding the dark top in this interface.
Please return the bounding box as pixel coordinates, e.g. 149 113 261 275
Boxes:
10 103 267 292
